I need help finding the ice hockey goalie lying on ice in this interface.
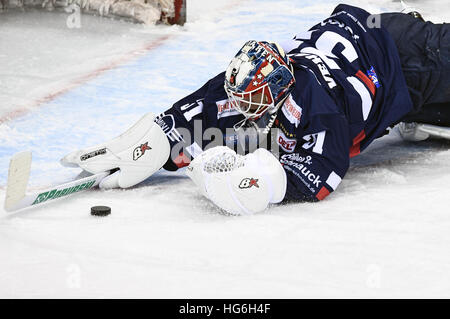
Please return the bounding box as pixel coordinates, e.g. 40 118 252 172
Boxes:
62 4 450 215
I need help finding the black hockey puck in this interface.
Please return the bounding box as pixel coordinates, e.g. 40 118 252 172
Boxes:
91 206 111 217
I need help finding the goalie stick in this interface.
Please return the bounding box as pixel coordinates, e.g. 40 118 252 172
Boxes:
4 151 110 212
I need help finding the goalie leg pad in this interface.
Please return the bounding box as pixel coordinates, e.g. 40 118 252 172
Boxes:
398 122 450 141
186 147 287 215
61 112 170 189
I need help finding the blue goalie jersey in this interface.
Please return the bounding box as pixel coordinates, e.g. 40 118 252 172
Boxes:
155 4 414 202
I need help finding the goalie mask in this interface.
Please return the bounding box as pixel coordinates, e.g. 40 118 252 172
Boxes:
224 40 295 122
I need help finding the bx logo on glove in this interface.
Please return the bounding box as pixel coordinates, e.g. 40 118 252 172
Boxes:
239 178 259 189
133 142 151 161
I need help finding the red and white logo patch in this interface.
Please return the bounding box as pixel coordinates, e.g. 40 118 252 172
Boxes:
216 99 241 119
239 178 259 189
133 142 151 161
281 95 302 127
277 130 297 153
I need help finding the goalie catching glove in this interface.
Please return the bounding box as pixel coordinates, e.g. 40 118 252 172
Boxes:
61 112 170 189
186 146 287 215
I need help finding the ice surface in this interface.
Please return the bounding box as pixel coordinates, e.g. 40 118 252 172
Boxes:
0 0 449 298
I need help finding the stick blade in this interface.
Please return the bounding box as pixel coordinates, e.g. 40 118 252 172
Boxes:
5 151 32 212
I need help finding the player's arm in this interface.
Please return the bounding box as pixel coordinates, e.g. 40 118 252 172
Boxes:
186 113 350 215
154 72 228 171
281 113 350 202
60 72 226 189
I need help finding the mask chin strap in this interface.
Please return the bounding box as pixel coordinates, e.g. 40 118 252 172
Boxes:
233 116 257 132
233 118 247 131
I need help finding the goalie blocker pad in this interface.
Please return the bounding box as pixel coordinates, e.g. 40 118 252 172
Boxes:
186 147 287 215
61 112 170 189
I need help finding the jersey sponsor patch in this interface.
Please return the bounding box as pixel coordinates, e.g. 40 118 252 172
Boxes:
216 99 241 119
280 153 322 193
281 95 302 127
277 130 297 153
296 52 337 89
367 66 381 88
280 153 313 166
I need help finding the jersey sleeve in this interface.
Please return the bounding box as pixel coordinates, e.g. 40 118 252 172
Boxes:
280 112 350 202
154 72 229 170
